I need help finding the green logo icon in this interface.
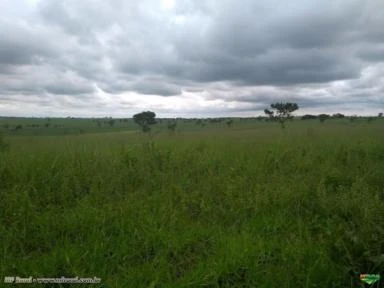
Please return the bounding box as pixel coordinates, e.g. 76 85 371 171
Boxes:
360 274 380 285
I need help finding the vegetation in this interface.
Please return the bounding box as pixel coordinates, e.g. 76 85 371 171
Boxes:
264 102 299 128
0 133 8 152
0 116 383 287
333 113 345 119
167 120 177 133
318 114 330 123
301 114 317 120
133 111 157 133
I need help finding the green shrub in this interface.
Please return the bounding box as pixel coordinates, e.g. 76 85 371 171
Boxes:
0 134 8 152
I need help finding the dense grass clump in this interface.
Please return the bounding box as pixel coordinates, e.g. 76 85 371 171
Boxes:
0 120 383 287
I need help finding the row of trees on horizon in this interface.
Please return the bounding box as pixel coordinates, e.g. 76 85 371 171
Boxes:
1 101 383 133
130 103 383 132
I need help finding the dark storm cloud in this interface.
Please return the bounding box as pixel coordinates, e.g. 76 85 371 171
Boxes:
357 45 384 62
162 0 366 85
44 83 95 95
131 80 181 96
97 76 182 96
0 21 55 65
0 0 383 116
181 48 360 85
103 0 378 89
100 81 180 96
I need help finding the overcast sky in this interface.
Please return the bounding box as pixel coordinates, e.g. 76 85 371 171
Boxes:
0 0 383 117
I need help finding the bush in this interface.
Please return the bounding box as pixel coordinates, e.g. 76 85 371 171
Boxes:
301 114 317 120
167 121 177 132
0 134 9 152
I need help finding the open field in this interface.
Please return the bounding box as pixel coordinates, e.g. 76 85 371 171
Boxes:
1 119 383 287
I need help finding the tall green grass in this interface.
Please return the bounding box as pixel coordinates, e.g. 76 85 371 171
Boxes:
0 121 383 287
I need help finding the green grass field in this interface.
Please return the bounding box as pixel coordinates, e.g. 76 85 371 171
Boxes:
1 118 383 287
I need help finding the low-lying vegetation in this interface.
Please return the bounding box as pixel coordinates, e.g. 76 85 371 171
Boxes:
0 119 383 287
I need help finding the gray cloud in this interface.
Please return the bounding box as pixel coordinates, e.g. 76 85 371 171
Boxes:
44 84 94 95
0 0 383 116
0 22 55 65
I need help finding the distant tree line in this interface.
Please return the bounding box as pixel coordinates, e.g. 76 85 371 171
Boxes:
300 113 383 123
2 110 382 135
301 113 345 121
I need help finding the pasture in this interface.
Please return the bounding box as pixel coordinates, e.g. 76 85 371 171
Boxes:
0 118 383 287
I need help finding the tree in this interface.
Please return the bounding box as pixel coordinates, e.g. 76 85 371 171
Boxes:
264 102 299 128
301 114 317 120
108 119 115 127
133 111 157 132
379 112 383 118
332 113 345 119
167 120 177 133
0 134 8 152
226 119 234 127
349 115 358 123
264 109 274 117
318 114 330 123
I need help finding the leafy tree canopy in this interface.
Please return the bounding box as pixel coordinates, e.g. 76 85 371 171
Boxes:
133 111 157 132
264 102 299 128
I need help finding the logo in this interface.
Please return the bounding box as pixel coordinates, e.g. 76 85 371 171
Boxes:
360 274 381 285
3 277 15 283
